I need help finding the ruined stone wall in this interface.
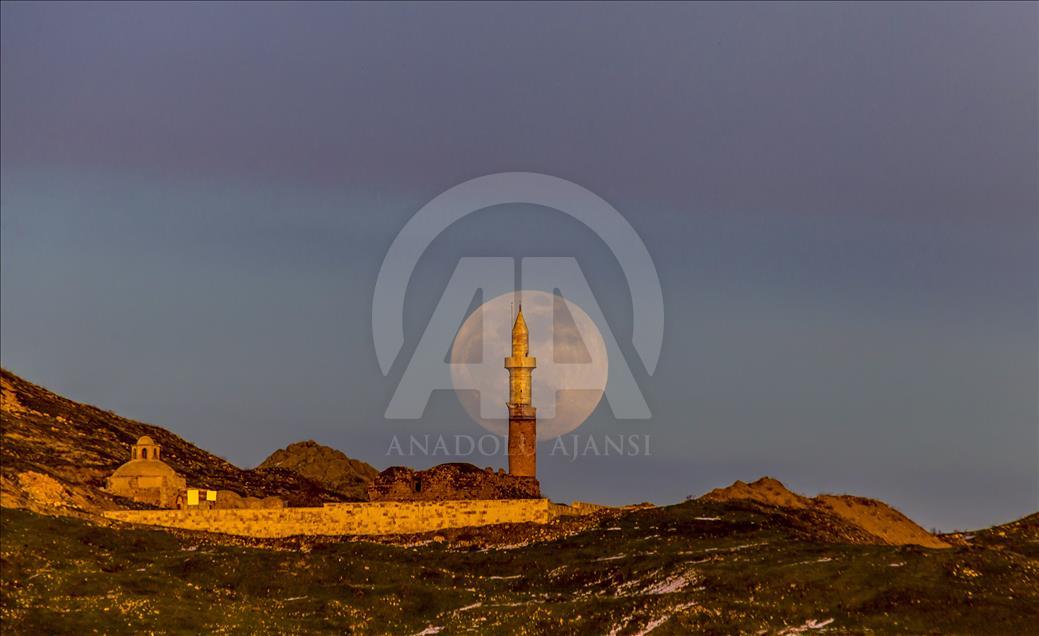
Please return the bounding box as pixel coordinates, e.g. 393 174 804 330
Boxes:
367 463 540 501
549 501 616 519
102 498 551 538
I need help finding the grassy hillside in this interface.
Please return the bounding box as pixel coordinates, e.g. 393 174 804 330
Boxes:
944 513 1039 558
3 500 1037 634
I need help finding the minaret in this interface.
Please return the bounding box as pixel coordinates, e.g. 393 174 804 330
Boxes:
505 305 537 477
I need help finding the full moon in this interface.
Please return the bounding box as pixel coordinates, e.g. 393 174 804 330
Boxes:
450 290 608 440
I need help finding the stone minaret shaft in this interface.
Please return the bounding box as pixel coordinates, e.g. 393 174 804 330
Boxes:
505 305 537 477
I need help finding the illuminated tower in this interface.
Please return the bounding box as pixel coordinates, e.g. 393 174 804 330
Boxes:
505 305 537 477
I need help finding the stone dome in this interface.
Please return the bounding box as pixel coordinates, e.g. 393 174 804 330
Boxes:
110 458 181 481
136 435 156 445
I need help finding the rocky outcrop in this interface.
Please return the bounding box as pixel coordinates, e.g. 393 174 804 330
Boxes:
257 440 377 501
702 476 811 509
367 463 541 501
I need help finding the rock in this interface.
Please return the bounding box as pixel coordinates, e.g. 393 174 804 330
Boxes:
702 476 811 509
257 440 377 501
18 471 69 507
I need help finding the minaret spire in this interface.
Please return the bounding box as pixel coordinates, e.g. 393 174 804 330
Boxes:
505 302 537 477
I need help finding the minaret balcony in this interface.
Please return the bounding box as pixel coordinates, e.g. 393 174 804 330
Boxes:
504 355 536 369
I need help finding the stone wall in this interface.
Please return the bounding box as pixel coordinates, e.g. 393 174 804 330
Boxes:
103 498 551 538
209 489 285 510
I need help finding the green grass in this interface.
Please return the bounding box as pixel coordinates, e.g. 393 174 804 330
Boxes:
2 503 1037 634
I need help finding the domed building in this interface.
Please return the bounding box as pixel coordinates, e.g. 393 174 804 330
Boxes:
106 436 187 508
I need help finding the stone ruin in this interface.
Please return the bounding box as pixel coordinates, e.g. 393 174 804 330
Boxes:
366 463 541 502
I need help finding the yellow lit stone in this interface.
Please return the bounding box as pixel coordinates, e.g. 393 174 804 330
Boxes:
102 499 552 538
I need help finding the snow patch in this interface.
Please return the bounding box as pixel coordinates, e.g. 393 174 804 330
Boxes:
777 618 835 634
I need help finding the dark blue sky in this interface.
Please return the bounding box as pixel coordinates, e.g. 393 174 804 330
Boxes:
2 2 1036 530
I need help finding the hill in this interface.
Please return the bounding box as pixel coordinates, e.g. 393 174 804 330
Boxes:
257 440 377 501
944 512 1039 558
0 369 351 510
700 476 949 548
